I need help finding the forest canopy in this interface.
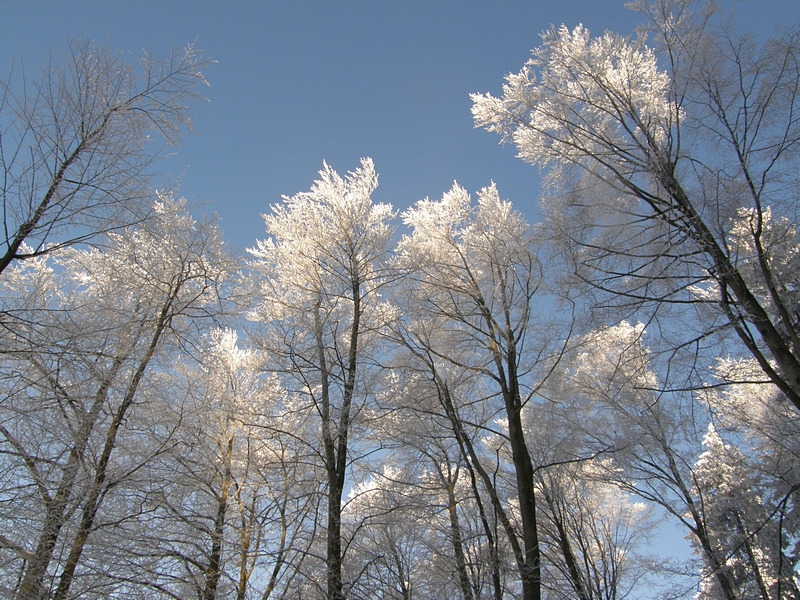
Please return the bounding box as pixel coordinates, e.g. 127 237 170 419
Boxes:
1 1 799 599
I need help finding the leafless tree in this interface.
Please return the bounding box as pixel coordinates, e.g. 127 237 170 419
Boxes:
0 37 210 276
473 0 800 411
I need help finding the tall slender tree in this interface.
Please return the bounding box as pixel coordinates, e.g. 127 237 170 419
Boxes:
396 182 557 600
249 158 395 600
0 196 230 599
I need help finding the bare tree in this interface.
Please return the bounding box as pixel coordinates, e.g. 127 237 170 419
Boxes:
472 0 800 410
396 182 552 600
541 321 754 599
0 197 230 600
248 159 395 600
131 328 320 600
366 371 496 600
0 37 210 276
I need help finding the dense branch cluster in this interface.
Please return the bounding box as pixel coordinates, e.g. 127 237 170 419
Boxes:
2 2 800 599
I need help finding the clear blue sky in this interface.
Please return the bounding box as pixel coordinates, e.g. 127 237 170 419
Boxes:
1 0 797 254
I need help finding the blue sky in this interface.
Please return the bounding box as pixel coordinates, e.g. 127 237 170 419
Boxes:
1 0 797 254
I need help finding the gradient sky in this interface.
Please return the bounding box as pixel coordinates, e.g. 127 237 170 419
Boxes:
2 0 797 253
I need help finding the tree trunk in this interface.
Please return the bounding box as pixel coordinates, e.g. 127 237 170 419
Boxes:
541 482 590 600
445 477 475 600
16 352 128 600
504 402 541 600
202 434 236 600
438 380 527 590
319 273 361 600
52 292 175 600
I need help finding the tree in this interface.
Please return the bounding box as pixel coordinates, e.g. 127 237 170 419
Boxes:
396 182 558 600
521 388 655 600
344 465 430 600
692 425 775 599
387 328 521 600
0 37 210 277
248 158 395 600
534 460 652 600
367 371 500 600
0 196 230 599
133 328 320 600
693 358 800 599
472 0 800 411
539 319 795 599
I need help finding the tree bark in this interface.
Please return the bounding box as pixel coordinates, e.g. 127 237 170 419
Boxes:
444 475 475 600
